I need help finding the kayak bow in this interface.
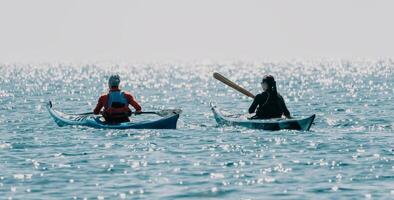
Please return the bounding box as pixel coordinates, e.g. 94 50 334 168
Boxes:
211 103 315 131
47 101 180 129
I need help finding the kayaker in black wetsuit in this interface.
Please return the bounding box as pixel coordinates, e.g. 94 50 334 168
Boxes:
248 75 292 119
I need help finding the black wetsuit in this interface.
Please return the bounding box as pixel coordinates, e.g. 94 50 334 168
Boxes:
248 91 291 119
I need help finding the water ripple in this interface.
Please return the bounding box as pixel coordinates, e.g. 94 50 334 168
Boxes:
0 60 393 199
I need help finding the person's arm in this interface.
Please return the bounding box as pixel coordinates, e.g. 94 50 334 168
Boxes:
125 93 142 112
93 96 104 114
248 94 262 114
279 95 292 118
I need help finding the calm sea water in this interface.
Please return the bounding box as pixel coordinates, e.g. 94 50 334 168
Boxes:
0 60 393 199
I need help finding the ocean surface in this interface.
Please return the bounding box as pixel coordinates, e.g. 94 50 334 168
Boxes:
0 60 393 199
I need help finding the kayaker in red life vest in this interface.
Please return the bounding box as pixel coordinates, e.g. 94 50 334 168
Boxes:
93 75 142 123
248 75 292 119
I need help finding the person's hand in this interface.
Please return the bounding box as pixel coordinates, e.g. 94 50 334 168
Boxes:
135 110 142 115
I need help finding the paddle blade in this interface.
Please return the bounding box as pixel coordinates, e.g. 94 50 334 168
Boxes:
155 109 182 117
213 72 255 98
135 109 182 117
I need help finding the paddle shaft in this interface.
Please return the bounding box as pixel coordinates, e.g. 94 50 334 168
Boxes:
76 111 163 116
213 72 255 98
50 101 181 117
135 111 157 115
76 112 94 115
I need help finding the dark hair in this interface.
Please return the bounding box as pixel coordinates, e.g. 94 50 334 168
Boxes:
262 75 278 100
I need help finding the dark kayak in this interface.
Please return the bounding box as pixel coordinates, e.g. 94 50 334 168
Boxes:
211 103 315 131
47 101 180 129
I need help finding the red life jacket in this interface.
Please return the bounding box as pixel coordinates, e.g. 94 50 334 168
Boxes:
103 91 131 119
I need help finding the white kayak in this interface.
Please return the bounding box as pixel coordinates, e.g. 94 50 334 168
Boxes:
211 103 315 131
47 101 180 129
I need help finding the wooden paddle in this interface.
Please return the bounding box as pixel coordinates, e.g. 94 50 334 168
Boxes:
213 72 255 98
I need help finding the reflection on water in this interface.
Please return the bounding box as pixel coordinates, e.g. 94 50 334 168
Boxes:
0 60 393 199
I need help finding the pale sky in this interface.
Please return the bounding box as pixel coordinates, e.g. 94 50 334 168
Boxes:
0 0 393 62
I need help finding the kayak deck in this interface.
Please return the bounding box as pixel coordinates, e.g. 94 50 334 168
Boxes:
211 103 315 131
47 101 180 129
